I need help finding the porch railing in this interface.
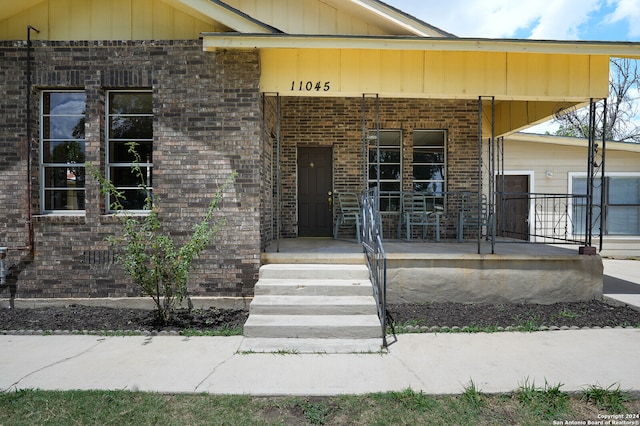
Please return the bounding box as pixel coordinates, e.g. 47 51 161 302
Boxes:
369 190 590 246
361 187 393 347
496 192 589 245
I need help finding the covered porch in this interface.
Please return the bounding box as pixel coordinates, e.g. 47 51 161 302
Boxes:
262 238 603 305
201 34 633 308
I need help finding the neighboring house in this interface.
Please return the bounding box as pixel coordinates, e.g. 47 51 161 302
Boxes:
0 0 638 301
500 133 640 258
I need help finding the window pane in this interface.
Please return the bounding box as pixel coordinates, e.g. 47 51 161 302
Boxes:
369 130 401 146
110 167 153 188
43 141 86 163
608 206 640 235
44 189 85 210
44 167 85 189
573 178 602 204
572 178 602 204
109 92 153 114
117 189 152 210
45 92 85 113
413 165 444 181
413 181 444 194
413 151 444 163
572 205 600 235
609 178 640 204
369 148 400 163
43 116 85 139
573 178 587 195
109 141 153 163
109 116 153 139
414 130 444 147
369 165 401 181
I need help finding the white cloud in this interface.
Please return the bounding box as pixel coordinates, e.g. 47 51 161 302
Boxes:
605 0 640 38
389 0 605 40
393 0 540 38
528 0 600 39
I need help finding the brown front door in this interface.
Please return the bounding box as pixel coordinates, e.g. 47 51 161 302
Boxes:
298 147 333 237
496 175 529 240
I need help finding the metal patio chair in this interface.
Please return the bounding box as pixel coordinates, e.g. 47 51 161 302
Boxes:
398 192 442 241
334 192 362 243
457 192 491 242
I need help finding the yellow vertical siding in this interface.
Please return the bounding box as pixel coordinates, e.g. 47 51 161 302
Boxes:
132 0 154 40
261 48 609 100
224 0 391 35
0 0 219 40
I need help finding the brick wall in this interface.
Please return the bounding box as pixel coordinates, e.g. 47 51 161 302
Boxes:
0 40 262 298
277 97 479 238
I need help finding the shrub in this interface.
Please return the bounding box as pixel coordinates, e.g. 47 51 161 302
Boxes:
88 142 236 323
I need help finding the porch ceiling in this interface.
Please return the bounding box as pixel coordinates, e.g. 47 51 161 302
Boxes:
203 33 640 136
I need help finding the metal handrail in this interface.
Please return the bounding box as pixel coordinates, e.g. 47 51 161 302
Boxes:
361 187 394 348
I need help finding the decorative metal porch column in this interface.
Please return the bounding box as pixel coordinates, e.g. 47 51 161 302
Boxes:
478 96 496 254
583 98 607 254
361 94 381 190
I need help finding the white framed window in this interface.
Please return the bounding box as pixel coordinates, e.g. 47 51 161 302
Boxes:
412 129 446 208
571 173 640 236
106 90 153 211
368 129 402 211
40 90 86 212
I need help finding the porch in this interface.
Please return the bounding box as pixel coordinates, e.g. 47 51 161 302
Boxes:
262 238 603 305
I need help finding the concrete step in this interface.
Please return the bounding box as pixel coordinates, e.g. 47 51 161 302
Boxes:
249 295 377 315
238 337 384 354
243 314 382 339
254 278 373 297
259 263 370 280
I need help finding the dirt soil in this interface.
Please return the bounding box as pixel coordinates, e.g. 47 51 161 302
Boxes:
1 300 640 334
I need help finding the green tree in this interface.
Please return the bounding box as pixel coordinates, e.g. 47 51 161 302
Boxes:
554 58 640 143
88 142 236 323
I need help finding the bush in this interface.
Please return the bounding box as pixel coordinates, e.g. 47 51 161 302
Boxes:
88 142 236 323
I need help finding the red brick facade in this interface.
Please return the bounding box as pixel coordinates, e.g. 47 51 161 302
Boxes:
1 40 262 298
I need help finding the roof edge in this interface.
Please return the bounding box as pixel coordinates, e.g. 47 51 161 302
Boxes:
512 132 640 152
176 0 282 33
352 0 456 37
202 33 640 57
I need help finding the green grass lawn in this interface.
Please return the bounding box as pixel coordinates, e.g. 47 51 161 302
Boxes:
1 384 638 425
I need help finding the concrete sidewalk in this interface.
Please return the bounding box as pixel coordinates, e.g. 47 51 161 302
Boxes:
1 329 639 395
603 258 640 309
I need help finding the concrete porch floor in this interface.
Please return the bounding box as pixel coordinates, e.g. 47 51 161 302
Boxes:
262 238 602 304
263 237 580 259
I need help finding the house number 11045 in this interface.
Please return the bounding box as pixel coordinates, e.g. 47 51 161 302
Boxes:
291 81 331 92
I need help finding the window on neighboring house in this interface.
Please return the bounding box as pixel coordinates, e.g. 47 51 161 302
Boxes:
412 130 446 208
106 90 153 211
572 175 640 236
368 129 402 211
41 91 86 212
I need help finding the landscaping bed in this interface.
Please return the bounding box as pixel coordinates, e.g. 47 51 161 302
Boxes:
1 299 639 334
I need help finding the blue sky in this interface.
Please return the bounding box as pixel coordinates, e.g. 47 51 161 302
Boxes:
386 0 640 41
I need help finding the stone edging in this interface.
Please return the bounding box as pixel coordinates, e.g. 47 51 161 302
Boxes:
2 325 638 336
